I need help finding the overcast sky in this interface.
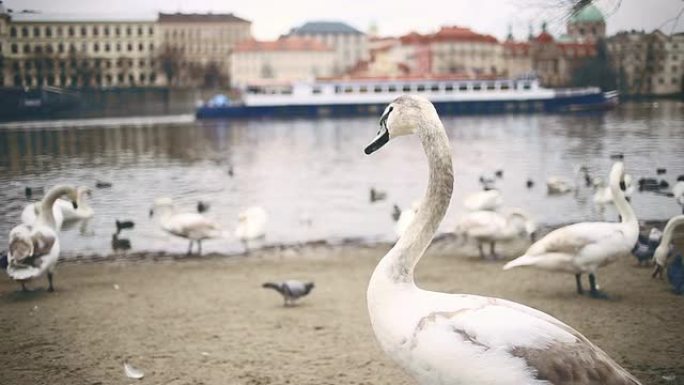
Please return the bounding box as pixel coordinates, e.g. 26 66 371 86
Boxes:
5 0 683 40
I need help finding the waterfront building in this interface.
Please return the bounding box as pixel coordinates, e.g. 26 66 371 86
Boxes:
157 12 251 87
607 30 684 95
0 6 159 88
231 36 335 86
287 21 369 75
566 4 606 42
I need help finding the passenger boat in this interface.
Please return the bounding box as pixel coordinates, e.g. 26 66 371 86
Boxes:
196 76 618 119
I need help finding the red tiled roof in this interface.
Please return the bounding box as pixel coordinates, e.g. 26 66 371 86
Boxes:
432 26 499 43
234 37 333 52
399 32 429 45
503 41 531 55
158 12 250 23
535 31 554 44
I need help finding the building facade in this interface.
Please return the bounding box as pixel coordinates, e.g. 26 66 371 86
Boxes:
231 36 335 86
566 4 606 42
0 7 159 88
607 30 683 95
157 13 251 87
288 21 368 75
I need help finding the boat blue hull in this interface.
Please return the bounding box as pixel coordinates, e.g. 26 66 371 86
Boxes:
196 92 617 119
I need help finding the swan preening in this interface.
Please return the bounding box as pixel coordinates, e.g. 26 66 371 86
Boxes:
505 162 638 299
21 186 94 232
652 215 684 279
454 209 536 259
7 185 79 292
365 96 641 385
150 197 227 255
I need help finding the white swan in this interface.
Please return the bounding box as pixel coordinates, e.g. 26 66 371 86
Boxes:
149 197 226 255
463 189 502 211
364 96 641 385
21 186 94 231
454 209 536 259
673 181 684 214
235 206 268 248
652 215 684 278
395 201 420 238
593 174 634 206
504 162 639 299
7 185 79 292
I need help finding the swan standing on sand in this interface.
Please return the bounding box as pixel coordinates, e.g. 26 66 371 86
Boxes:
504 162 638 299
149 197 226 255
364 96 641 385
454 210 536 260
652 215 684 279
235 206 268 249
7 185 79 292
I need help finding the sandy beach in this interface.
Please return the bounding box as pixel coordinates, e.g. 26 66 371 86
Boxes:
1 233 683 385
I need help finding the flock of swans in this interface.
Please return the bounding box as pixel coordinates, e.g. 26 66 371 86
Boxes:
3 94 683 384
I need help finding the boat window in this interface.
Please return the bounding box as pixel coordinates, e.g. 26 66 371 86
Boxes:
312 87 322 94
416 84 425 92
282 88 293 95
473 83 482 91
523 82 531 90
431 84 440 92
402 84 412 92
359 86 368 93
374 85 383 93
445 84 454 91
486 83 496 90
345 86 354 93
500 83 510 91
388 85 397 92
335 86 342 94
458 84 468 91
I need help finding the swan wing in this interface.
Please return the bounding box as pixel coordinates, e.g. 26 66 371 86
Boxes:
455 211 505 237
524 222 620 256
410 295 641 385
7 225 58 280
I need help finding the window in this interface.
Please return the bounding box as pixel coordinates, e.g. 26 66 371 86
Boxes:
473 83 482 91
430 84 439 92
57 26 63 36
522 82 531 90
138 27 143 36
81 26 87 36
34 27 40 37
486 83 496 90
500 83 510 90
94 43 99 52
458 84 468 91
126 27 132 36
402 84 411 92
127 43 133 52
23 44 30 54
388 85 397 92
93 26 98 35
416 84 425 92
68 26 74 36
138 43 144 51
46 27 52 37
10 27 16 37
11 44 17 54
115 27 120 36
104 26 110 36
445 84 454 91
22 27 28 37
149 43 154 51
116 43 121 52
373 85 383 93
148 26 154 35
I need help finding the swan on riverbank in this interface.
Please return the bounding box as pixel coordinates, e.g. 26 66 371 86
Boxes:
7 185 79 292
235 206 268 250
505 162 639 299
364 96 641 385
454 209 536 259
463 189 502 211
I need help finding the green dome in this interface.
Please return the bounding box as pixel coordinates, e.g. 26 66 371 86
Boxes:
569 4 604 23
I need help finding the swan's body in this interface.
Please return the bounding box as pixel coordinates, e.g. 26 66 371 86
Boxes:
454 210 536 259
673 181 684 213
235 206 268 248
365 96 640 385
463 190 502 211
395 201 420 238
505 162 639 298
150 197 225 255
21 186 94 231
21 201 64 230
7 185 79 291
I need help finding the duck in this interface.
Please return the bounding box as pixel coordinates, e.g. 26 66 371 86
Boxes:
463 189 502 212
149 197 226 255
234 206 268 249
115 219 135 234
391 204 402 222
197 201 210 213
7 185 79 292
395 201 420 238
454 209 536 260
262 280 315 306
364 96 642 385
111 233 132 254
370 187 387 203
504 162 638 299
652 215 684 279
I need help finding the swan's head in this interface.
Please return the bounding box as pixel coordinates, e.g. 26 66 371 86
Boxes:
609 161 626 190
365 95 436 155
77 186 92 200
64 186 79 209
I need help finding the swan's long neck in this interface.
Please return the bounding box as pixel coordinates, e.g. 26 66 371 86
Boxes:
609 169 636 226
660 215 684 251
373 116 454 286
38 185 72 228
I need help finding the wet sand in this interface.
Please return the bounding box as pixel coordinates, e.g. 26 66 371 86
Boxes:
1 233 683 385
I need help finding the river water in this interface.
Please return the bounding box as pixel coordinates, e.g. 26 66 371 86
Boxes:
1 101 683 257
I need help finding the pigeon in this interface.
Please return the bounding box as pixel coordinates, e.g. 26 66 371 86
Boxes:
197 201 210 213
632 228 662 266
262 280 315 306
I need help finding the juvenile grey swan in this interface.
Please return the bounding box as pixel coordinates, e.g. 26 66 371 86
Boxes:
8 185 79 292
364 95 641 385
